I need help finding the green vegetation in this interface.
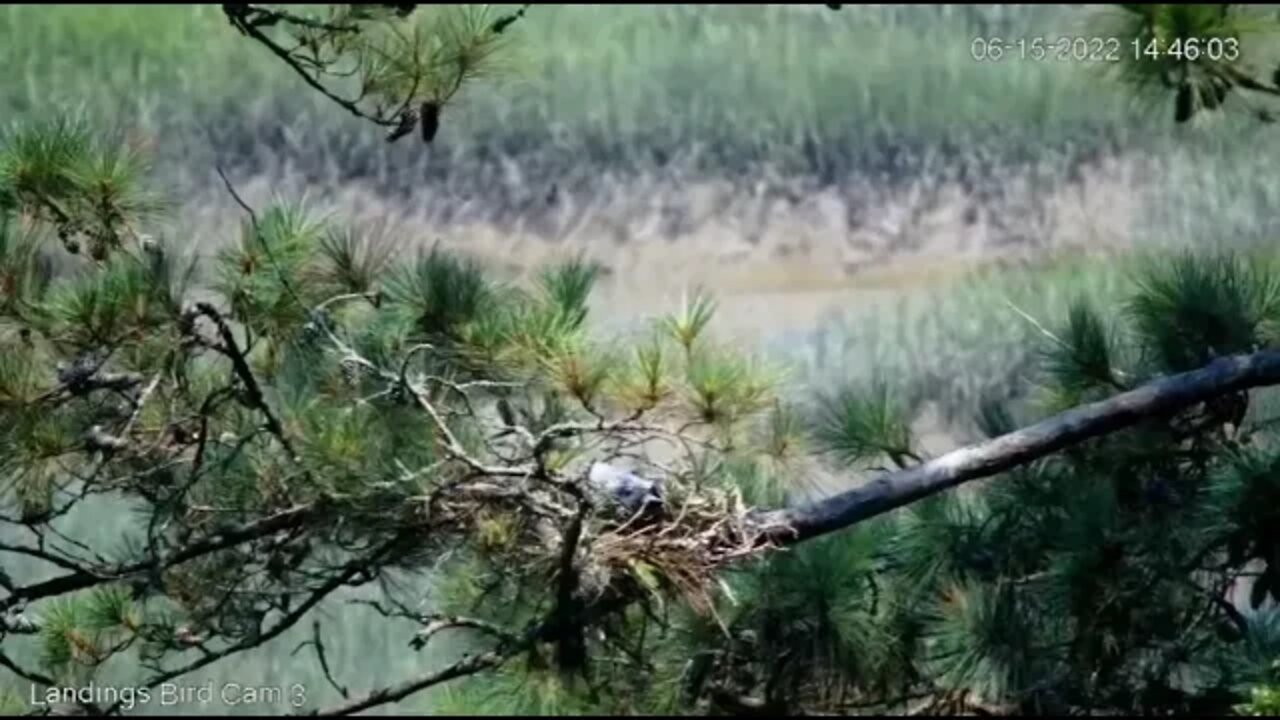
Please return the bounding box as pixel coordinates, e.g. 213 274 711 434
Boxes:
4 3 1280 716
1 5 1269 178
6 5 1279 267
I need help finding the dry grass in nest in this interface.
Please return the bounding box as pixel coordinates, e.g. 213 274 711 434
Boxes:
587 486 778 617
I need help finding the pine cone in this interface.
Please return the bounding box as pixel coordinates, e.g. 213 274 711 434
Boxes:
420 101 441 144
386 107 418 143
1199 82 1221 110
1174 84 1195 123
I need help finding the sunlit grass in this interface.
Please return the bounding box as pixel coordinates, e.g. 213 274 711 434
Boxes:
0 4 1182 176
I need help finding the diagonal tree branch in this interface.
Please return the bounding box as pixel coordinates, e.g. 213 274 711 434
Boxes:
307 647 507 717
302 348 1280 715
0 504 316 612
0 648 54 686
191 302 299 461
0 542 98 575
221 4 395 128
755 348 1280 544
303 592 635 716
293 621 349 700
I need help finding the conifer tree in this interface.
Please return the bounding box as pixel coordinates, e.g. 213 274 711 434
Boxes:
3 3 1280 716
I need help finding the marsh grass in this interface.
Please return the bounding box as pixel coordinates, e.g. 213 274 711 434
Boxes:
0 4 1231 186
4 4 1274 260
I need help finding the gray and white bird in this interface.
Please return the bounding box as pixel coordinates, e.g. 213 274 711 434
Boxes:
587 462 664 517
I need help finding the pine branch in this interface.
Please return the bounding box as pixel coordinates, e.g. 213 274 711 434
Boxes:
0 541 97 575
189 302 298 462
113 556 369 713
228 4 361 35
0 504 316 612
755 348 1280 544
406 373 530 477
221 4 397 128
215 167 310 313
105 534 405 714
306 647 507 717
303 592 635 716
292 621 349 700
0 649 53 687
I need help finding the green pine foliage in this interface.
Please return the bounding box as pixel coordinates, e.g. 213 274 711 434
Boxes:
425 244 1280 715
6 4 1280 716
0 117 804 714
643 247 1280 715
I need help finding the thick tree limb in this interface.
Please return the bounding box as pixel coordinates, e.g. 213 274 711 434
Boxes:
754 348 1280 544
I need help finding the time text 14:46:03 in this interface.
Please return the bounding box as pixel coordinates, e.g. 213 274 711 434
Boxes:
970 36 1240 64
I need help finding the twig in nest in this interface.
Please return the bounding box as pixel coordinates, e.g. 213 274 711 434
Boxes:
590 487 774 620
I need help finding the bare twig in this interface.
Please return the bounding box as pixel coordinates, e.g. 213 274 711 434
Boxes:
408 615 517 651
292 621 349 699
221 5 398 128
406 375 533 477
190 302 298 462
0 649 54 686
